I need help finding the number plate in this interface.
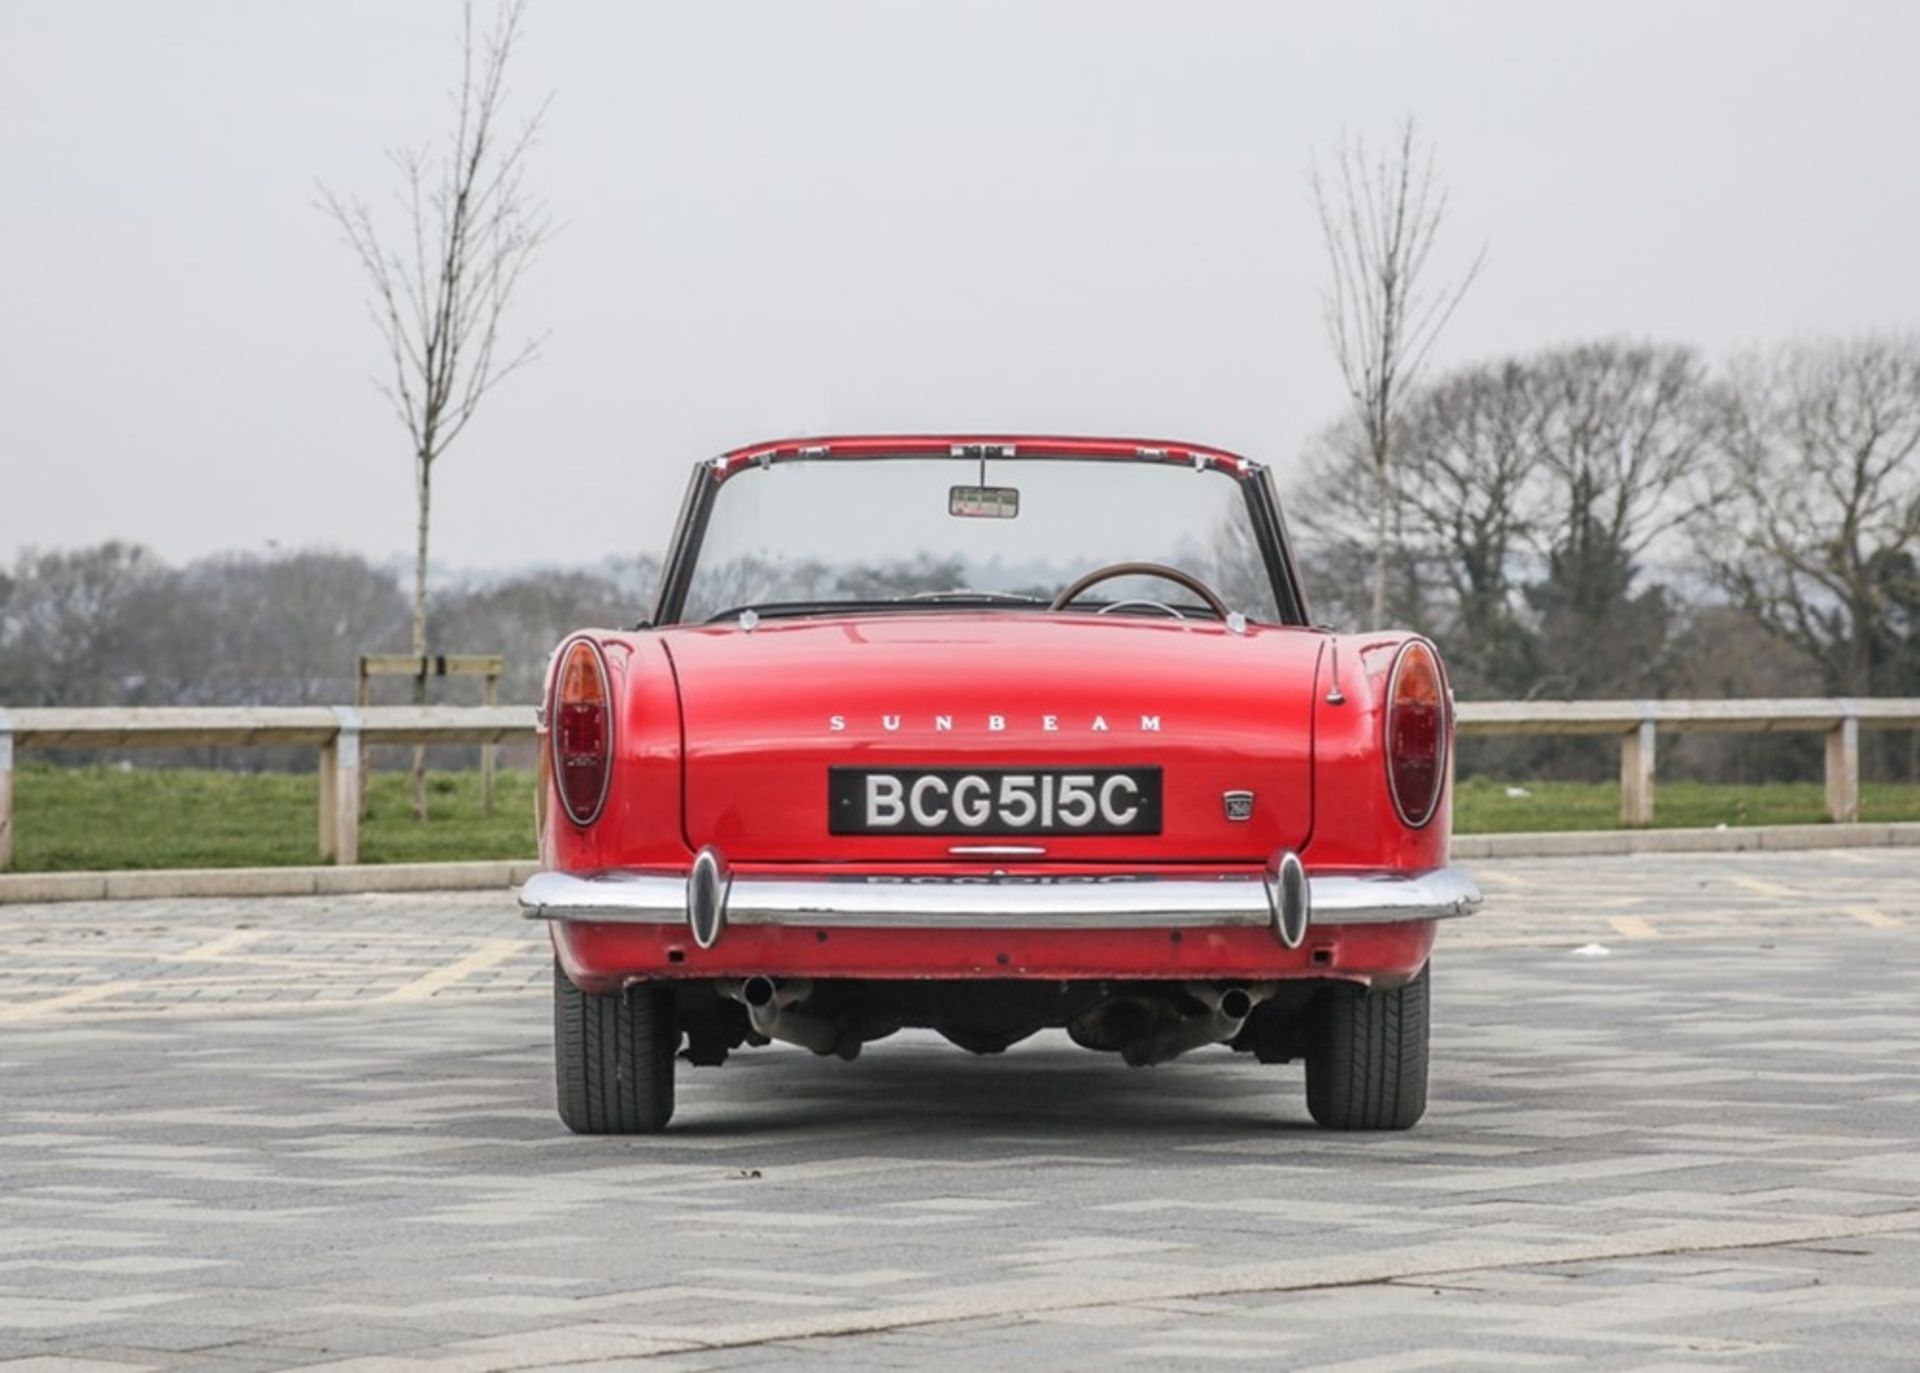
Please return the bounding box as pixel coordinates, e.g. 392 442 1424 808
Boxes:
829 767 1162 836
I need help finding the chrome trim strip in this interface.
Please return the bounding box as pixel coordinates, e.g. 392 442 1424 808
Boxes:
520 866 1480 932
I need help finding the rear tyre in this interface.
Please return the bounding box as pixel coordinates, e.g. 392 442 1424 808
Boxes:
553 961 677 1134
1304 964 1430 1130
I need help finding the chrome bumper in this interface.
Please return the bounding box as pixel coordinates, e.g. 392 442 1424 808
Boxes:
519 855 1480 948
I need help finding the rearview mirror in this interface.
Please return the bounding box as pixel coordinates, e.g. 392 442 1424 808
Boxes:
948 485 1020 519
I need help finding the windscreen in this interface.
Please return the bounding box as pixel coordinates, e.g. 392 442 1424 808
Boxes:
680 457 1280 622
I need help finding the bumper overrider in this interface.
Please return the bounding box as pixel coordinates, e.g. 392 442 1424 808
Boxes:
520 849 1482 953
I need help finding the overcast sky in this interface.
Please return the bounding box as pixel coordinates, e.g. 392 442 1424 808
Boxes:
3 1 1917 573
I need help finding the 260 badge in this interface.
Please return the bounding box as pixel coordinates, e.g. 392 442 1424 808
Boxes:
828 767 1162 836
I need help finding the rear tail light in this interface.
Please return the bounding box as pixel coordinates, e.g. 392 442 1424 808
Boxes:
1385 640 1447 828
552 638 613 826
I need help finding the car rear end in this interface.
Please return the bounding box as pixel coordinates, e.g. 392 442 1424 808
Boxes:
525 613 1478 1133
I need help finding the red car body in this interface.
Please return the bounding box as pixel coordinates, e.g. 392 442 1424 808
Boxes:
523 436 1479 1133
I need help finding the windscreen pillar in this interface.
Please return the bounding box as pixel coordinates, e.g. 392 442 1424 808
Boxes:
1825 703 1860 824
1619 713 1656 828
319 707 363 865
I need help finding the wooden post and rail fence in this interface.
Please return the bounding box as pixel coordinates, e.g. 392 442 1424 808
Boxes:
0 705 530 870
0 698 1916 871
357 653 505 815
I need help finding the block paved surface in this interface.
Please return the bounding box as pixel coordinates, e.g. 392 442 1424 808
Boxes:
1 848 1918 1371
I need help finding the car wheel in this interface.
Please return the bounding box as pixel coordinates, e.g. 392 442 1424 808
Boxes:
553 960 677 1134
1304 964 1429 1130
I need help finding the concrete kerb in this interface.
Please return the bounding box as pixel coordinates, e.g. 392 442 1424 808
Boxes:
1 826 1915 904
0 859 541 905
1449 821 1920 860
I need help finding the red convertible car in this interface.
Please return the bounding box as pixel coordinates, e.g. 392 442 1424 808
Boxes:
521 436 1479 1133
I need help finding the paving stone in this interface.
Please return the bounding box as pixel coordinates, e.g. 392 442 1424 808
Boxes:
1 850 1918 1369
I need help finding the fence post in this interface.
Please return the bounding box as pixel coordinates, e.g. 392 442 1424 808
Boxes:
318 738 337 863
355 659 373 819
1620 712 1656 827
319 706 363 865
481 670 499 817
1825 701 1860 823
0 708 14 872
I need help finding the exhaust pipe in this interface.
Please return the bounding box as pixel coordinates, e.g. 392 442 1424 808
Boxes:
727 976 858 1059
1123 981 1275 1067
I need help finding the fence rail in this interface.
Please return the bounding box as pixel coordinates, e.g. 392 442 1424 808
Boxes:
1 698 1916 870
0 705 535 869
1454 698 1920 828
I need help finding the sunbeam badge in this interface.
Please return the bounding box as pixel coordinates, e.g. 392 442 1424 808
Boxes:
1223 790 1255 822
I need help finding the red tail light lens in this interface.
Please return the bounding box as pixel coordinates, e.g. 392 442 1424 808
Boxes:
552 639 612 826
1385 640 1447 828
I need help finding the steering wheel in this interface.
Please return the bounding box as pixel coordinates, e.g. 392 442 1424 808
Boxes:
1048 562 1232 620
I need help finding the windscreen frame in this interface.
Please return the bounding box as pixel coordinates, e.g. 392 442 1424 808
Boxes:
649 443 1311 628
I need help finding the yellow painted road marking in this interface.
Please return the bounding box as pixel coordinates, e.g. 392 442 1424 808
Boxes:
130 992 532 1019
1845 905 1903 929
380 939 531 1003
0 941 436 977
1728 876 1800 899
1608 916 1660 940
0 982 139 1022
169 929 266 962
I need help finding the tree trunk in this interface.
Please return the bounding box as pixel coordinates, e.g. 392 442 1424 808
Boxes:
1370 449 1390 630
1844 590 1873 698
411 452 432 822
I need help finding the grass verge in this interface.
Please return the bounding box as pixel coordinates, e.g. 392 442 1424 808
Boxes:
6 765 1919 873
10 763 537 872
1452 775 1920 832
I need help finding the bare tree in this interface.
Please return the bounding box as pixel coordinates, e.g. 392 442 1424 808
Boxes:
1294 415 1438 635
321 0 552 818
1530 343 1713 574
1313 117 1485 629
1389 361 1543 693
1297 342 1711 698
1697 337 1920 695
432 561 659 703
1521 342 1714 700
1299 359 1543 693
0 544 173 708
